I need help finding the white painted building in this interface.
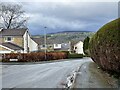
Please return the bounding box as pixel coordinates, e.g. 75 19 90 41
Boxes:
53 44 62 50
74 41 84 54
23 30 38 53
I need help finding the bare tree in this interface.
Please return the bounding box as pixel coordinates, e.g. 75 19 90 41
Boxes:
0 3 28 29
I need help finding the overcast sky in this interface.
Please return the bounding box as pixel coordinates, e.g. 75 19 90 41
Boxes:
1 0 119 35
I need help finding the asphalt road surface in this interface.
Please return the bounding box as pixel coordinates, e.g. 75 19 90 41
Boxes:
1 57 118 89
1 58 91 89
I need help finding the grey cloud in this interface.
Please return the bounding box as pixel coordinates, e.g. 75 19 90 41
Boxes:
20 2 118 34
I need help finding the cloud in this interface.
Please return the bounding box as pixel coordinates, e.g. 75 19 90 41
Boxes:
1 0 120 2
0 1 118 34
21 2 118 34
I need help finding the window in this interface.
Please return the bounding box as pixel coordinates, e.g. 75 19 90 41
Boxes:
42 45 45 47
5 37 13 42
75 47 77 49
55 44 58 47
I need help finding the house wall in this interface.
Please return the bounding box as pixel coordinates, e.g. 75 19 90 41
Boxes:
12 37 23 47
28 37 38 52
0 38 3 43
53 44 61 49
0 36 23 47
23 31 28 53
74 41 84 54
0 36 24 53
0 46 24 53
23 30 38 53
0 45 14 53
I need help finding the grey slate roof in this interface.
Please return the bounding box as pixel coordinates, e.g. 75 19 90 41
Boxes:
0 42 24 50
32 37 54 45
32 37 44 45
0 28 27 36
61 43 71 50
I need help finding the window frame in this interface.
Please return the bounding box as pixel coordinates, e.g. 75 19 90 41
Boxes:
4 36 14 42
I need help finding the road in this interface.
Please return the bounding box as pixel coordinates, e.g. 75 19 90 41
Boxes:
1 58 91 89
1 57 118 89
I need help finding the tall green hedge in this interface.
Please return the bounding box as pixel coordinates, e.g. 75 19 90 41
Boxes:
83 36 90 55
89 18 120 74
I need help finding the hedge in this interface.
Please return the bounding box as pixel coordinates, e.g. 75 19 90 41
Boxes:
2 52 68 62
68 53 83 59
89 18 120 74
83 36 90 55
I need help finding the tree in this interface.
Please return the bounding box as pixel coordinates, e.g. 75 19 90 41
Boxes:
0 3 28 29
83 36 90 55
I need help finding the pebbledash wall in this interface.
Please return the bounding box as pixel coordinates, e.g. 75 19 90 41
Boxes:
74 41 84 54
23 30 38 53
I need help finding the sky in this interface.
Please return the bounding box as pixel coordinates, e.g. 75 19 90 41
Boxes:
1 0 119 35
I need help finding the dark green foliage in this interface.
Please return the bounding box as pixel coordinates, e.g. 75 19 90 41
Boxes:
83 36 90 55
89 18 120 74
68 53 83 59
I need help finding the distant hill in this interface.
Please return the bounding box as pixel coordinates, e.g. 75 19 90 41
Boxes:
48 30 92 34
32 31 95 44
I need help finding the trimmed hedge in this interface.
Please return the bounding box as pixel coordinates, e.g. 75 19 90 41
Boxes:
2 52 68 62
68 53 83 59
89 18 120 74
83 36 90 55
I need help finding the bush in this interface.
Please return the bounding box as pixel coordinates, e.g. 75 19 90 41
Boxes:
83 36 90 55
2 52 68 62
89 18 120 74
68 53 83 59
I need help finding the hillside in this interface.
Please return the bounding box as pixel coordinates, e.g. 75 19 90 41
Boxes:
32 31 95 44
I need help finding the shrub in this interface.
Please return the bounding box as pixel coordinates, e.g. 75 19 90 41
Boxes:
89 18 120 74
68 53 83 59
83 36 90 55
2 52 68 62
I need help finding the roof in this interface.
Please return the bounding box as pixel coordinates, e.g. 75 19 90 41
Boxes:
59 43 70 50
32 37 44 45
74 41 83 45
0 28 27 36
32 37 54 45
32 37 71 45
0 42 24 50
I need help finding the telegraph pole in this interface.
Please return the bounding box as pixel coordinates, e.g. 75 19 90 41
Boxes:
44 26 47 60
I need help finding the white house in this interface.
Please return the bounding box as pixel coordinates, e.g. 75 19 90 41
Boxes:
53 44 62 50
74 41 84 54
